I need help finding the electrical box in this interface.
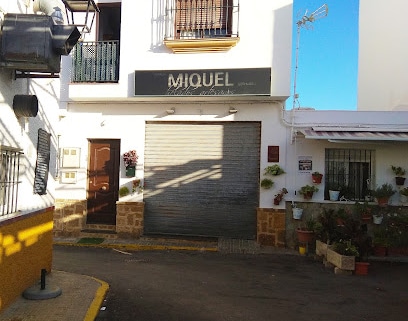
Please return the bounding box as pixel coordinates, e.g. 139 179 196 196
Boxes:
61 148 80 168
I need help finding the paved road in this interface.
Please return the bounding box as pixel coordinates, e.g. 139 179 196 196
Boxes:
53 245 408 321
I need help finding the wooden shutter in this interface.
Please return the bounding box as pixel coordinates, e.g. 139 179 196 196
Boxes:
175 0 230 31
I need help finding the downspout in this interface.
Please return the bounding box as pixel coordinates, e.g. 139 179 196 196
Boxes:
33 0 67 24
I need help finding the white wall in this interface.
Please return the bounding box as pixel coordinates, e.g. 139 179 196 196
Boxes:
0 0 59 215
63 0 293 101
358 0 408 111
55 101 289 209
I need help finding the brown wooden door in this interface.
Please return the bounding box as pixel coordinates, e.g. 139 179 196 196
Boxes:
87 139 120 224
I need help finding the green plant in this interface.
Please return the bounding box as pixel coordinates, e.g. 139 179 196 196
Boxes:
305 216 319 232
119 186 130 197
372 226 392 248
274 188 288 204
298 185 319 195
332 239 360 257
353 201 372 219
373 183 396 198
264 165 285 176
260 178 274 189
312 171 322 176
400 187 408 196
391 165 406 176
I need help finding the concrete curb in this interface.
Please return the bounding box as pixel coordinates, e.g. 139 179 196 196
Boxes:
84 276 109 321
53 241 219 252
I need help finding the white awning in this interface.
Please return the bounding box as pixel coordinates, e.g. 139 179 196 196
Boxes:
299 129 408 142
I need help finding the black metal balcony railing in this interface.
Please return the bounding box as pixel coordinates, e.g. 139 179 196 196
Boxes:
71 41 119 83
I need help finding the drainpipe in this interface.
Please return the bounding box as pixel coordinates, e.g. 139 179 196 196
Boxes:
33 0 67 24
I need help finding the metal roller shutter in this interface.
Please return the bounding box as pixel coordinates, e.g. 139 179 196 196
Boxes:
144 121 260 239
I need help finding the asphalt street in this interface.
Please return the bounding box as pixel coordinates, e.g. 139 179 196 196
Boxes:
53 245 408 321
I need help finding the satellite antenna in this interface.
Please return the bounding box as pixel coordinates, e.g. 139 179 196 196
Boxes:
292 4 328 109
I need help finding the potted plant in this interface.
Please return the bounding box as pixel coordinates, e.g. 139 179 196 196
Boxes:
391 165 406 186
327 239 359 271
123 149 139 177
298 185 319 200
373 213 383 225
372 183 396 206
260 178 274 189
273 188 288 205
353 201 372 222
119 186 130 198
328 185 341 201
311 171 323 184
372 226 390 256
400 187 408 204
264 164 285 176
296 216 318 243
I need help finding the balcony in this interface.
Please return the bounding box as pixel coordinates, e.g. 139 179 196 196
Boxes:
164 0 240 53
71 41 119 83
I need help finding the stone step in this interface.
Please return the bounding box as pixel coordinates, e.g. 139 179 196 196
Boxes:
80 229 118 239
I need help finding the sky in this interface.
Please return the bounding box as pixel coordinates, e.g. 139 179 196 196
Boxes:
290 0 359 110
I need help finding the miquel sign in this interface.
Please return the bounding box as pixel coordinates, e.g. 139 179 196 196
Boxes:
134 68 271 96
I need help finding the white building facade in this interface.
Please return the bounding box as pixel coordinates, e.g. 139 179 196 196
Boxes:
56 0 294 241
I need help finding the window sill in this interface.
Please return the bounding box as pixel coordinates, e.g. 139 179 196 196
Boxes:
164 37 240 53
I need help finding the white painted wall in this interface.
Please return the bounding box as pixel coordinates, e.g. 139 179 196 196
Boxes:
358 0 408 111
0 0 59 216
55 101 290 209
62 0 293 101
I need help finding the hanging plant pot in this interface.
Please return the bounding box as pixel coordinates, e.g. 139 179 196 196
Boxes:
311 173 323 184
395 176 406 186
125 166 136 177
292 207 303 220
373 215 383 225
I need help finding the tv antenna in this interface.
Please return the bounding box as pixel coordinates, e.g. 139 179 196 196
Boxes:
292 4 328 109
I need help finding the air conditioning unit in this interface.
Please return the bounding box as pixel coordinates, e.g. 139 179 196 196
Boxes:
0 13 80 73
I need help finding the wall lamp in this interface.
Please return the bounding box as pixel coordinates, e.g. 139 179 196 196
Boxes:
166 107 175 114
229 107 238 114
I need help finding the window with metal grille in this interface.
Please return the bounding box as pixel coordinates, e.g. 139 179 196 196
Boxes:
166 0 238 39
1 146 23 216
325 149 375 201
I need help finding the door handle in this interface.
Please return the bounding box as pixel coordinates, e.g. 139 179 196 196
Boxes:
100 186 107 191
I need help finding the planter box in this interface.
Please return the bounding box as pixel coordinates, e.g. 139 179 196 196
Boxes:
316 240 329 258
327 248 355 271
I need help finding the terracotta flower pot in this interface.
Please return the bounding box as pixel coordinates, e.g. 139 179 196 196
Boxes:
373 245 387 257
312 174 323 184
296 228 315 243
354 262 370 275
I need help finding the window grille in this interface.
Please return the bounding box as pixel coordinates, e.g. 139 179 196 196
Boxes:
325 149 375 201
0 146 23 216
71 41 119 83
165 0 239 39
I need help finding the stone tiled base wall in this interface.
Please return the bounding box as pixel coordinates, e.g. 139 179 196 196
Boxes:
54 199 87 237
116 202 144 238
257 208 286 247
54 199 145 239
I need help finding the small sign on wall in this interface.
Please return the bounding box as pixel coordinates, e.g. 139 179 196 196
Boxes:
298 156 312 173
267 146 279 162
